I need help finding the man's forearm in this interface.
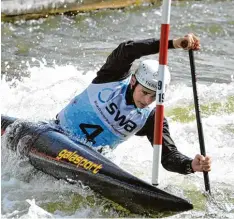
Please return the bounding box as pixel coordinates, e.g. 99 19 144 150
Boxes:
93 39 175 84
161 151 194 174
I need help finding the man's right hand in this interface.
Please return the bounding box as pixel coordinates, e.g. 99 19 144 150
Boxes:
173 33 200 50
191 154 212 172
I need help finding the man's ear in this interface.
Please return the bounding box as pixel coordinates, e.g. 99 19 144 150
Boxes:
130 75 137 88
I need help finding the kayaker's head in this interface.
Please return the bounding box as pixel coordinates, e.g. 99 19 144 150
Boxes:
130 59 171 109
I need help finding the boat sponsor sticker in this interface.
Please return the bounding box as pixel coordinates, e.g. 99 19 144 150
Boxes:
56 149 102 174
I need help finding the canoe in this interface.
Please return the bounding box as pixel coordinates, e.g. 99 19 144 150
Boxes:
1 115 193 215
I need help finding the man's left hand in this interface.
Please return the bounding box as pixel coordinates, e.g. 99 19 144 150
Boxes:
173 33 200 50
191 154 212 172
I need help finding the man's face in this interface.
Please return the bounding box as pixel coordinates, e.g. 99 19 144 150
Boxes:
133 84 156 108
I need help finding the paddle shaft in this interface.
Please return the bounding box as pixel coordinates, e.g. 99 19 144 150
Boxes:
188 50 211 194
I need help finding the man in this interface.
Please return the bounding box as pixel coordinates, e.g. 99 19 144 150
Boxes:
56 33 211 175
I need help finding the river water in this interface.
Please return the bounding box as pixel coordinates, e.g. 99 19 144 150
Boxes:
1 0 234 218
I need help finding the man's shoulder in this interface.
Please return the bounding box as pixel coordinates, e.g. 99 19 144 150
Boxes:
92 73 131 84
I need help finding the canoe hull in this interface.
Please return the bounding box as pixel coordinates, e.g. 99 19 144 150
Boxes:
1 115 193 215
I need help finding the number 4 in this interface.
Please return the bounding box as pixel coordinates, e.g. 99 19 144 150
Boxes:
79 123 104 144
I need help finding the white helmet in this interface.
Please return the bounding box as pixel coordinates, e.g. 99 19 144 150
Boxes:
134 59 171 91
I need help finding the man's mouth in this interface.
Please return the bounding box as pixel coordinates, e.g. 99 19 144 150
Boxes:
138 102 146 108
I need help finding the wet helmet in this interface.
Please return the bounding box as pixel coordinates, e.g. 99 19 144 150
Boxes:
134 59 171 91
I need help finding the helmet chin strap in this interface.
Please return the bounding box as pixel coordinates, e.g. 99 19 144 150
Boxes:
132 80 139 91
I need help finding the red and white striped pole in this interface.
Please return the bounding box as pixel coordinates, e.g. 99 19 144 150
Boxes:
152 0 171 186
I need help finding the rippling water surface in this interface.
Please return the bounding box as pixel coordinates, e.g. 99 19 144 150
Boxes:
1 0 234 218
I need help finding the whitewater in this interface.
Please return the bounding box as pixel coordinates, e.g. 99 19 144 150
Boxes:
1 0 234 218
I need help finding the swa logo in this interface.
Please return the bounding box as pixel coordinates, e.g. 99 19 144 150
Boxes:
106 103 137 133
97 87 137 133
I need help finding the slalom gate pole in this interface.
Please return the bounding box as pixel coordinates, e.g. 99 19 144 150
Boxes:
188 50 211 194
152 0 171 186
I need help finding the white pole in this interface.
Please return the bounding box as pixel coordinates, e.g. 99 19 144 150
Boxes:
152 0 171 186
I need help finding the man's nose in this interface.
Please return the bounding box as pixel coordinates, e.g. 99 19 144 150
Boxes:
144 95 152 105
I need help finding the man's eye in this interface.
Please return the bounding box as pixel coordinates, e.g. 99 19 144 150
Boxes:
142 91 148 95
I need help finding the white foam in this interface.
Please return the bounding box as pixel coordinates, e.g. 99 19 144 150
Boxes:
1 62 94 121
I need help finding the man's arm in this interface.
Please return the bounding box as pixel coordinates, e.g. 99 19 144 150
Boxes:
92 39 175 84
136 110 194 174
93 33 200 84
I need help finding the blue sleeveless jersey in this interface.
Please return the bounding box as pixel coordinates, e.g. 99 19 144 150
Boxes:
57 77 154 148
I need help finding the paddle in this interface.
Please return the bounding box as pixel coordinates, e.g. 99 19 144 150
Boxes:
188 49 211 194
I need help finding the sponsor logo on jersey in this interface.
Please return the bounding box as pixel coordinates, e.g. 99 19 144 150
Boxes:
97 87 137 133
105 102 137 132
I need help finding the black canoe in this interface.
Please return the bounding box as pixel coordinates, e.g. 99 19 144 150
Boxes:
1 115 193 215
